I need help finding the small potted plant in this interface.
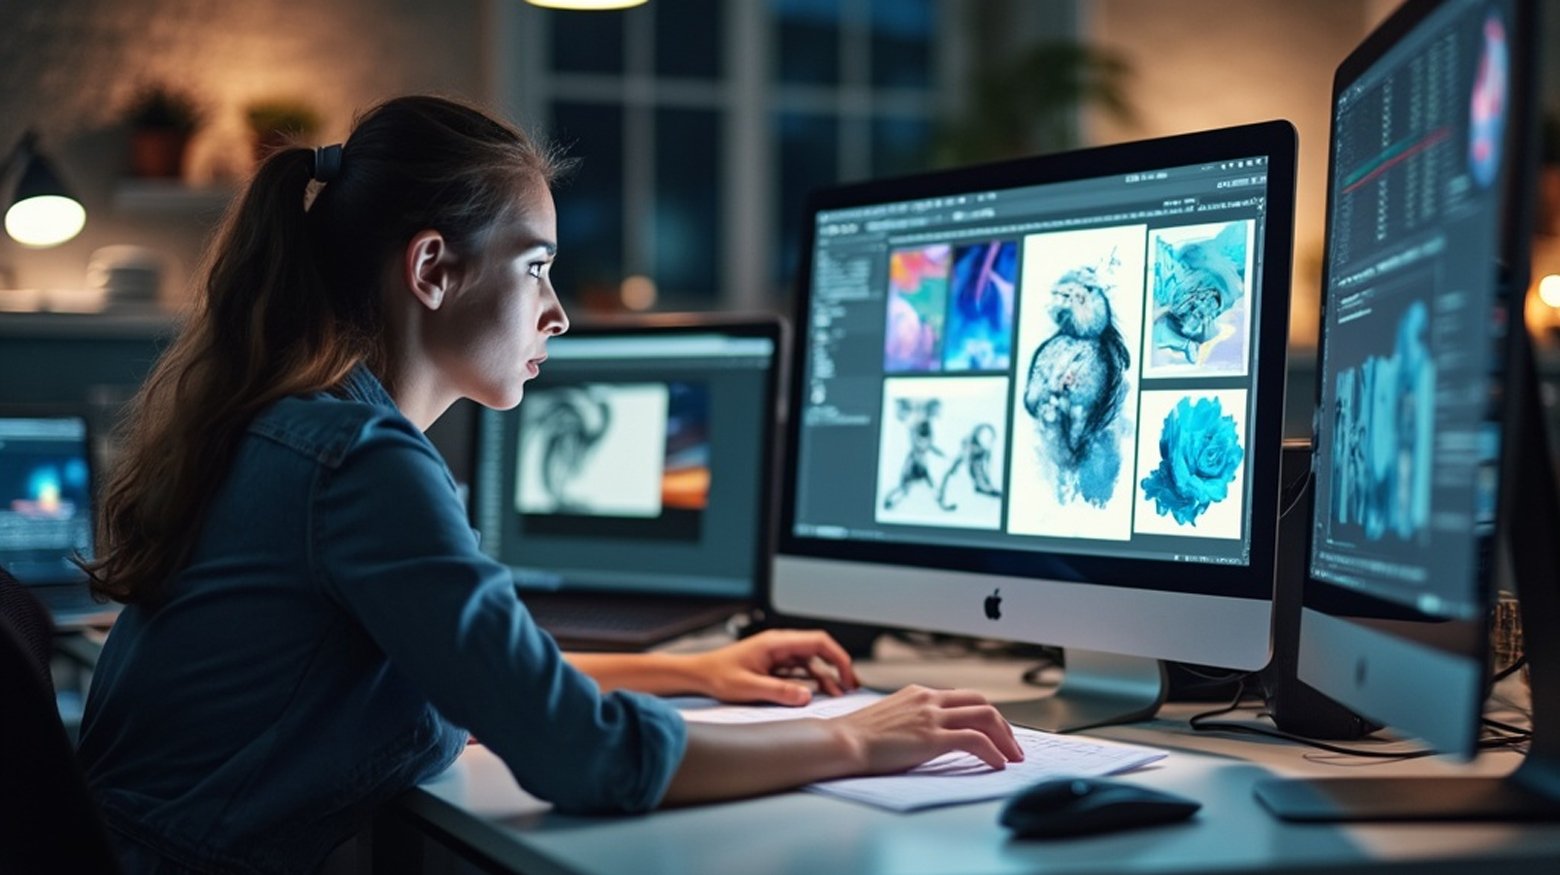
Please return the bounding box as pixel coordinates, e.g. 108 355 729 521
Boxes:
125 87 202 179
245 99 322 163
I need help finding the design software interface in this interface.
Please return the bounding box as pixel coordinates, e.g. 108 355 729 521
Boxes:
792 158 1276 567
1310 0 1512 622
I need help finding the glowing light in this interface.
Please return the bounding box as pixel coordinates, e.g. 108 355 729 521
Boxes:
1539 275 1560 309
526 0 647 9
621 275 657 311
5 194 86 247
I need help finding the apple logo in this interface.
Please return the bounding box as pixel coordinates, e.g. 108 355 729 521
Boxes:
984 588 1002 621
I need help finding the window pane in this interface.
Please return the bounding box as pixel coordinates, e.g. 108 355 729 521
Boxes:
871 116 934 177
550 10 625 75
775 112 838 287
774 0 840 85
869 0 934 88
655 0 722 79
654 108 722 303
549 102 624 305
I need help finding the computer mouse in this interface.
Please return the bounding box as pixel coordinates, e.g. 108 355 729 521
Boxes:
999 777 1201 839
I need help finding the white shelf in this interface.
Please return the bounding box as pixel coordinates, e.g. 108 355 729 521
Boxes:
112 179 234 215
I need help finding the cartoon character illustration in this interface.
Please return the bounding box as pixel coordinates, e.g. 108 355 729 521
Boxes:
936 423 1003 510
1022 264 1131 507
883 398 945 509
1150 224 1246 366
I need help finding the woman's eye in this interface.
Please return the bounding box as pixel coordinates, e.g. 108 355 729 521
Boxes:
528 262 546 279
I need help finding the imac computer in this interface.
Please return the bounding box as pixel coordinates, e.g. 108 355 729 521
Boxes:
1254 0 1560 820
772 122 1297 731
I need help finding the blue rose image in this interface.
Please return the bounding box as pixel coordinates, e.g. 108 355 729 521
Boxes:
1141 397 1244 526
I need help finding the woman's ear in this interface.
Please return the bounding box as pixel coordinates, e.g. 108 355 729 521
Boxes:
404 229 459 311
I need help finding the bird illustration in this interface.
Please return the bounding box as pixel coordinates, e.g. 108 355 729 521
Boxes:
1022 266 1130 507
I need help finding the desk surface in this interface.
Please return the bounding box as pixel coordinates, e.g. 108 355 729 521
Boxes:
402 639 1560 875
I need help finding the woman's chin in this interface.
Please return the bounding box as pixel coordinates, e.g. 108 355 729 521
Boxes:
474 382 525 411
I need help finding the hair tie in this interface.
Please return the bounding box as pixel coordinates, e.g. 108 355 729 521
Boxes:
310 144 343 183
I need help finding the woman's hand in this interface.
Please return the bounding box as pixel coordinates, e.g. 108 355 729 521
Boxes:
687 629 860 705
663 683 1022 804
832 684 1023 773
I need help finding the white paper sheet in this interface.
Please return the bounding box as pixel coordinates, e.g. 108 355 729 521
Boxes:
675 690 1168 811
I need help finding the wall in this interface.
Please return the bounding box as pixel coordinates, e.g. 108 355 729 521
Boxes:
0 0 490 302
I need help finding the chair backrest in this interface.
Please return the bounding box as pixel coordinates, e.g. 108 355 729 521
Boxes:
0 569 121 873
0 566 55 692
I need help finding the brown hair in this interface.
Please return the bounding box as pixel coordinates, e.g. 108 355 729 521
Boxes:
84 95 571 605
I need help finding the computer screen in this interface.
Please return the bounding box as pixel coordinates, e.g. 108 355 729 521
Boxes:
1300 0 1532 756
1255 0 1558 823
470 319 779 601
1297 0 1528 751
0 414 93 585
773 122 1297 730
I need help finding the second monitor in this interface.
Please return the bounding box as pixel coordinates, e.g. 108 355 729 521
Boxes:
773 121 1298 731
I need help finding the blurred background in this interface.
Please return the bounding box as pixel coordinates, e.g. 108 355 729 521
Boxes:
1 0 1558 446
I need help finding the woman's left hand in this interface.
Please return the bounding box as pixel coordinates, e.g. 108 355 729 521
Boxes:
688 630 860 705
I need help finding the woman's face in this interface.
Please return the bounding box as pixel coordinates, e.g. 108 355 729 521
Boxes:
430 184 569 409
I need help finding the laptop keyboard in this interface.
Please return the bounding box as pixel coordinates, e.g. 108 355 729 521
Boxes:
524 594 716 633
519 592 742 650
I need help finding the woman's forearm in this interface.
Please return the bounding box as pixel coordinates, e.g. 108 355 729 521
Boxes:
661 719 861 805
565 651 706 696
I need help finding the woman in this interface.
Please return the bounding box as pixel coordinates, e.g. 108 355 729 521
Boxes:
77 95 1020 874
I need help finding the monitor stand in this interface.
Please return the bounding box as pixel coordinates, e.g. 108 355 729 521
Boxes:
997 649 1167 733
1255 350 1560 821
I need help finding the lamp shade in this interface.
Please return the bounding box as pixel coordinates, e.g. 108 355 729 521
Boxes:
526 0 647 9
5 148 85 248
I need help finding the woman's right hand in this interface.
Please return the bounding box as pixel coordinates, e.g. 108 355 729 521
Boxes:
831 685 1024 774
664 684 1024 805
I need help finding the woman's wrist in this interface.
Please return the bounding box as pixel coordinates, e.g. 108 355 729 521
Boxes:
662 651 715 697
826 715 869 776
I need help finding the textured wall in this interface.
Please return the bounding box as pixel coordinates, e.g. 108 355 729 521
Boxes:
0 0 489 297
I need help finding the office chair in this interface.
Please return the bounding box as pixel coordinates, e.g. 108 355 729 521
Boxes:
0 568 121 873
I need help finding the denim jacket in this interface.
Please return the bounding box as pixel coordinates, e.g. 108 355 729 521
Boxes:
78 367 687 875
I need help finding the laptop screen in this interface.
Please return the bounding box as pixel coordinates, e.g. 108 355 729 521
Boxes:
0 414 93 586
470 319 781 601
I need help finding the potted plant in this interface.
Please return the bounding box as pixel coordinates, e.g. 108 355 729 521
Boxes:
245 99 322 163
125 87 202 179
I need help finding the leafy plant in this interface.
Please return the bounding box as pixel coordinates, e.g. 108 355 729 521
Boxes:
125 87 202 134
935 40 1135 166
244 99 322 140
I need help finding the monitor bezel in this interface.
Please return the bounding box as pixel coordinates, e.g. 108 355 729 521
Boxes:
775 121 1298 603
1298 0 1539 757
465 312 788 602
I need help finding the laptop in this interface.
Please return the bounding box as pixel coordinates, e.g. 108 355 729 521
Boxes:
469 315 784 651
0 410 118 628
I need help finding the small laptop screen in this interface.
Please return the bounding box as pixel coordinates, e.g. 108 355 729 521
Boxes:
471 324 779 600
0 415 93 585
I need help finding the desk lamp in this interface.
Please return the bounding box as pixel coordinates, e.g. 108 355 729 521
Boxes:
3 131 86 249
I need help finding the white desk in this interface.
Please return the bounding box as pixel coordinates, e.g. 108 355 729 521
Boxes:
389 640 1560 875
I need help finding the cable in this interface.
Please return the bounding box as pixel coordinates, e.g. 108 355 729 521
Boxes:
1492 653 1527 684
1188 678 1530 759
1482 716 1532 737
